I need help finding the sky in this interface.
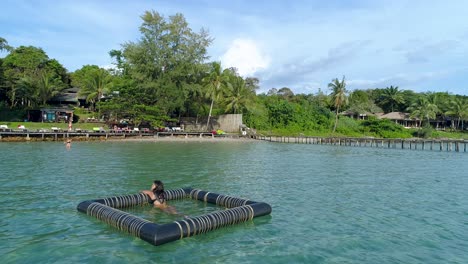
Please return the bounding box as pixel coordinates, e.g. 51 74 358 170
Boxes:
1 0 468 95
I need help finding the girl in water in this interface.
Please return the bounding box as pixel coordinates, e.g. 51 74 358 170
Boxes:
141 180 180 215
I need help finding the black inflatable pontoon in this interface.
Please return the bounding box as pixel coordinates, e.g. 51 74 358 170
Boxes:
77 188 272 246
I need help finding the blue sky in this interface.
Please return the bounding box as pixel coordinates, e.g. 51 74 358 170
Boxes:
1 0 468 95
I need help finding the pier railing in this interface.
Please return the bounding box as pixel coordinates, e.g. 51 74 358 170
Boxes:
0 130 217 142
254 135 468 153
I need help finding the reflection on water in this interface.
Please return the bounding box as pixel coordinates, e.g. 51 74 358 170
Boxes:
1 141 468 263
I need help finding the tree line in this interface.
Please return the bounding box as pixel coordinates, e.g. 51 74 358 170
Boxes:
1 11 467 137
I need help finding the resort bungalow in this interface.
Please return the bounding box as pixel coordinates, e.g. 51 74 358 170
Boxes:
378 112 419 128
340 110 376 120
48 87 87 107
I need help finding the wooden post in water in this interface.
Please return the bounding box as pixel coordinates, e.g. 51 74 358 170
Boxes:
440 141 443 151
456 142 460 152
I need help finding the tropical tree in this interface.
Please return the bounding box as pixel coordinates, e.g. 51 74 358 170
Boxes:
328 76 348 133
120 10 212 119
445 97 468 130
277 87 294 100
14 76 35 107
2 45 68 108
78 68 112 111
245 77 260 92
0 37 13 52
36 71 63 106
267 88 278 96
223 75 255 114
203 61 228 128
265 96 294 127
380 86 405 113
348 89 382 117
407 95 438 127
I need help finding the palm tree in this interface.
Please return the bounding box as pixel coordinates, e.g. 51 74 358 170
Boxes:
79 68 112 111
202 62 228 129
13 76 35 108
36 71 62 106
328 76 348 133
381 86 404 113
425 92 450 129
407 96 438 127
445 97 468 130
223 75 254 114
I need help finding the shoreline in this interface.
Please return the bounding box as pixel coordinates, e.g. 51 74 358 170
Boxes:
106 136 255 143
0 135 256 143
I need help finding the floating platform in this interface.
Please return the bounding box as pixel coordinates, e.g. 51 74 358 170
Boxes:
77 188 272 246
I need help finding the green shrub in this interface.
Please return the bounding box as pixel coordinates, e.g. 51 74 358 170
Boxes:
360 117 412 138
336 117 360 135
414 124 433 139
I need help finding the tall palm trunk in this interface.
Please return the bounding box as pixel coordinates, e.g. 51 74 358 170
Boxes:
206 99 214 130
333 107 339 133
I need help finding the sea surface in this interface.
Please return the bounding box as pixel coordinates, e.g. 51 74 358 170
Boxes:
1 140 467 263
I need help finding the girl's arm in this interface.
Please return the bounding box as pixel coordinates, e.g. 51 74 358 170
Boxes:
140 190 154 198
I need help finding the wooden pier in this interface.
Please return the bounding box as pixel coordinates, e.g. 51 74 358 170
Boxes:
254 135 468 153
0 130 217 142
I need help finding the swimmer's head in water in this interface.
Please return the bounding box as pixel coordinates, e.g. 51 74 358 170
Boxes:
152 180 164 192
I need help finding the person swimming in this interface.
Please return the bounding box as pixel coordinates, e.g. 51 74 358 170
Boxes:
141 180 180 215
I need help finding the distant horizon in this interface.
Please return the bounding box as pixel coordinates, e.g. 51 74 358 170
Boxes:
1 0 468 96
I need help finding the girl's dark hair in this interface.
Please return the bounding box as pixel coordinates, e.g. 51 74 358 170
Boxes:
153 180 166 203
153 180 164 192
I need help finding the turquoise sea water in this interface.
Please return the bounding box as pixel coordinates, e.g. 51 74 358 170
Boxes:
1 140 467 263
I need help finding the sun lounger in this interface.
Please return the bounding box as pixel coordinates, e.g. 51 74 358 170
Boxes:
93 127 106 133
0 125 11 132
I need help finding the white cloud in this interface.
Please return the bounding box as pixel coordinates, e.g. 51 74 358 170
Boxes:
220 38 270 77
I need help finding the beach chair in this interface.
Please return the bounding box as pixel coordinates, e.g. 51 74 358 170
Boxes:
0 124 12 132
17 125 28 132
93 127 105 133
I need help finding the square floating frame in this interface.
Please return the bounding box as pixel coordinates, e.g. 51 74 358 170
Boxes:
77 188 272 246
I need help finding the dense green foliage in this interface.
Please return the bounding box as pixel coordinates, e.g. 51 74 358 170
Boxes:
1 10 468 139
1 46 68 108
